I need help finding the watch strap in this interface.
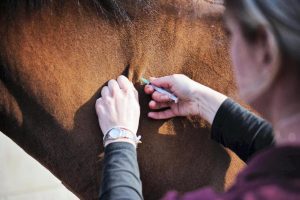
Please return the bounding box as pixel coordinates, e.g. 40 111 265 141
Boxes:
103 127 141 148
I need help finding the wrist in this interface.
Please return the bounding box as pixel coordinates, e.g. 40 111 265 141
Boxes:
193 85 227 124
103 127 141 148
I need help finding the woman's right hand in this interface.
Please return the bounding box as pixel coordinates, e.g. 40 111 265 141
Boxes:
144 74 228 124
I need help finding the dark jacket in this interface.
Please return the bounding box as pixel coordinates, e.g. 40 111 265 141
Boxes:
99 99 300 200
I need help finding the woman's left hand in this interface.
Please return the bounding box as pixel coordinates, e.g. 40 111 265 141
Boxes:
95 75 140 136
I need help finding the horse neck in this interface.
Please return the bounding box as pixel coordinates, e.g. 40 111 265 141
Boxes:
0 1 230 131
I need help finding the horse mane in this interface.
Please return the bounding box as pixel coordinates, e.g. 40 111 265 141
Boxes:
0 0 155 22
0 0 225 23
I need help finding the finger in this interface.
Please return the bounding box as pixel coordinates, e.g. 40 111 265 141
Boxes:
101 86 110 97
144 85 154 94
150 75 173 89
95 98 104 115
149 77 157 82
149 100 172 110
108 79 120 95
117 75 131 91
152 91 172 103
148 109 176 119
117 75 137 98
95 97 103 105
133 87 139 100
95 97 101 109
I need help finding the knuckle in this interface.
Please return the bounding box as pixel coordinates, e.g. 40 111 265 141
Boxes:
172 74 179 78
171 74 179 82
95 103 103 112
173 74 183 79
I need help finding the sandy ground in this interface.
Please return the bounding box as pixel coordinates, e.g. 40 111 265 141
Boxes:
0 132 79 200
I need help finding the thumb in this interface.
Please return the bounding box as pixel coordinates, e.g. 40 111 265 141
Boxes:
150 76 173 89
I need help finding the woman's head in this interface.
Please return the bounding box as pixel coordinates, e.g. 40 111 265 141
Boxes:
224 0 300 103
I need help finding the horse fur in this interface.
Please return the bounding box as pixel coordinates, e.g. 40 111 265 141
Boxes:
0 0 244 199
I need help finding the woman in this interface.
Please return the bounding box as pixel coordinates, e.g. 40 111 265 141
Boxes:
95 0 300 199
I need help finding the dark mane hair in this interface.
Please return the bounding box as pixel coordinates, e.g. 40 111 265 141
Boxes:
0 0 155 22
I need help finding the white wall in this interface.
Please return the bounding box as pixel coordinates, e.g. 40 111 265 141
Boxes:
0 132 79 200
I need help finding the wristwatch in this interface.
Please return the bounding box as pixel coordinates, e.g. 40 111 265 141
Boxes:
103 128 141 147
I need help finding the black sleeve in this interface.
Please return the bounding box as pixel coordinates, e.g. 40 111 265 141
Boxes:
99 142 143 200
211 98 275 162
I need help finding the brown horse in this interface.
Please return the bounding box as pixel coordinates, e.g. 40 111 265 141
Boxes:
0 0 244 199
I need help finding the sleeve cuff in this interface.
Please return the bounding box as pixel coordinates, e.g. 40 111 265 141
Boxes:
105 142 136 153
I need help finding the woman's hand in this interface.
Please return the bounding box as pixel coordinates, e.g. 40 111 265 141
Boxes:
144 74 227 124
95 75 140 136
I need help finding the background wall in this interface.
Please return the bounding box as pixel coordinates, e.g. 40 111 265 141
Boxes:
0 132 79 200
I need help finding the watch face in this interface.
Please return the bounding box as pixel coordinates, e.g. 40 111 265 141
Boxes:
109 129 121 139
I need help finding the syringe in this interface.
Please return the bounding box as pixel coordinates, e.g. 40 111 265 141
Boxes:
140 78 178 103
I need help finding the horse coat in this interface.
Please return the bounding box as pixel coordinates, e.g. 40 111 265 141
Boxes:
0 0 245 199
